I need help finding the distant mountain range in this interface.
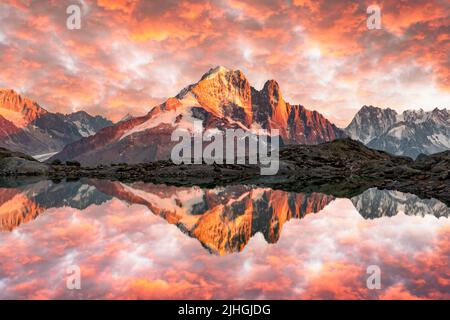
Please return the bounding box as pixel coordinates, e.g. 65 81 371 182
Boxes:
0 89 113 160
1 68 449 164
50 66 344 165
346 105 450 159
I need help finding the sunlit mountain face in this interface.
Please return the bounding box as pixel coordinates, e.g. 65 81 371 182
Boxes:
0 180 449 299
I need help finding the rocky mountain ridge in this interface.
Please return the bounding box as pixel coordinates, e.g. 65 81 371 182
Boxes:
50 66 344 166
346 105 450 158
0 89 113 158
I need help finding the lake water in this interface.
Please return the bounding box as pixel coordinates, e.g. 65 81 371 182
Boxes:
0 179 449 299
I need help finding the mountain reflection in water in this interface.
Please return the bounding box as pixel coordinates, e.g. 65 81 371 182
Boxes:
0 179 449 299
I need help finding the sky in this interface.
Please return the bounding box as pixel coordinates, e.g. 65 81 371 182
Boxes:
0 0 449 126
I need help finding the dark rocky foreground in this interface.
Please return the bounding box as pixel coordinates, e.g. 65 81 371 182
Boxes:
1 139 449 205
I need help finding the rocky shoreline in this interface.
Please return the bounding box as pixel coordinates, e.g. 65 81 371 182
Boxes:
1 139 449 205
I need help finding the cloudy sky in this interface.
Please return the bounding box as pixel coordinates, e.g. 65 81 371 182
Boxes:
0 0 449 126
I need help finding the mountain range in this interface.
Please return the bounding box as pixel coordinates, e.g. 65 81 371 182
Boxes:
1 68 449 164
0 89 113 160
49 66 344 165
345 105 450 159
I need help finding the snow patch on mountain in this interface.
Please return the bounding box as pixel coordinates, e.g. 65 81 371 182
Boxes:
119 93 202 140
73 120 96 137
430 133 450 149
386 124 406 139
33 152 59 162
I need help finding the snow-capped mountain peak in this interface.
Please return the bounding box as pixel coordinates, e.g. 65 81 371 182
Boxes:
346 105 450 158
200 65 231 80
345 105 398 144
51 67 344 165
177 66 253 126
